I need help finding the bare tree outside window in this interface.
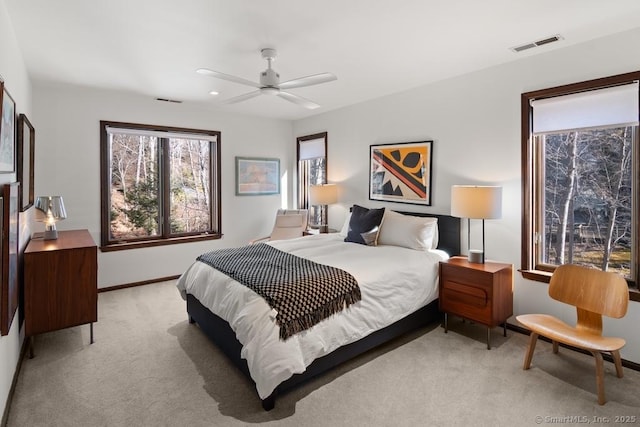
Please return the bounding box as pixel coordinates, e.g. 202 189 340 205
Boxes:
540 127 633 278
169 138 211 234
305 157 326 227
110 134 160 239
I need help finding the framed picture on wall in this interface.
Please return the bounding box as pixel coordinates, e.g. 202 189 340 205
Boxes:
0 81 16 173
369 140 433 206
17 114 35 211
235 156 280 196
0 183 18 336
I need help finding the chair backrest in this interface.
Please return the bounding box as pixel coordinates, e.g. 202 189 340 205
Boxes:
549 264 629 319
269 209 308 241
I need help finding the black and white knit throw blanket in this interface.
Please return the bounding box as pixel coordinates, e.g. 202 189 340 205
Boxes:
197 243 361 340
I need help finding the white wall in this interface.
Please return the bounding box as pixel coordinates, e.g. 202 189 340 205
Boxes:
0 0 32 418
32 82 294 288
293 27 640 364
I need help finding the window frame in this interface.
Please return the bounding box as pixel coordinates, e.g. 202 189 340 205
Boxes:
521 71 640 302
100 120 222 251
296 132 328 226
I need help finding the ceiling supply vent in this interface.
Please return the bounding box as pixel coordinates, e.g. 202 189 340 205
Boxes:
510 34 563 53
155 97 183 103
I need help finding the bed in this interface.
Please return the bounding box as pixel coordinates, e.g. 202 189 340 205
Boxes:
177 210 460 410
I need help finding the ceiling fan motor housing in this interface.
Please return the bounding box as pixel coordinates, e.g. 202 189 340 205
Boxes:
260 68 280 88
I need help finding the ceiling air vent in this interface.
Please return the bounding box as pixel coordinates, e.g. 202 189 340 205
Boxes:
155 97 183 103
510 34 563 53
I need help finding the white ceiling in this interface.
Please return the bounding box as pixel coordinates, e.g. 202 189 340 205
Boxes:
6 0 640 121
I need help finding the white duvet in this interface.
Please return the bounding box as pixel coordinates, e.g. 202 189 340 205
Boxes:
176 233 447 399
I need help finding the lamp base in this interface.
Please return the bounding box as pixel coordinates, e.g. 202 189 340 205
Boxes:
43 229 58 240
468 249 484 264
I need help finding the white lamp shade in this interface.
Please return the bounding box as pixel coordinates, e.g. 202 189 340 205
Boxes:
34 196 67 222
309 184 338 205
451 186 502 219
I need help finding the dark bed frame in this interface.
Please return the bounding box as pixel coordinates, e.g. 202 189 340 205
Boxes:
186 212 460 410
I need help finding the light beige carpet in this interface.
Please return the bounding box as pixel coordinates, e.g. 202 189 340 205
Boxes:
6 281 640 427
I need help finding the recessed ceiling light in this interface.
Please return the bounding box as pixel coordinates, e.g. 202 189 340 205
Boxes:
209 90 219 96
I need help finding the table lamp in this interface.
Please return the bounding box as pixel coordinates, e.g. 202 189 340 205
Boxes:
309 184 338 233
34 196 67 240
451 185 502 263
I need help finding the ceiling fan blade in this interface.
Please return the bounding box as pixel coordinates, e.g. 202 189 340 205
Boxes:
222 90 261 104
196 68 261 88
278 73 337 90
277 91 321 109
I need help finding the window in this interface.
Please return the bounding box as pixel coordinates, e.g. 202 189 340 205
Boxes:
521 72 640 300
297 132 327 228
100 121 221 250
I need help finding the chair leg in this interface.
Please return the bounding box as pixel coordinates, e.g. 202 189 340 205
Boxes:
592 351 606 405
523 332 538 370
611 350 624 379
552 340 559 354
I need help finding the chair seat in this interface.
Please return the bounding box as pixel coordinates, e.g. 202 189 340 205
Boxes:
517 314 626 352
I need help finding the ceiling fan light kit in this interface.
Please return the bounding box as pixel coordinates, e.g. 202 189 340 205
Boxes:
197 47 336 109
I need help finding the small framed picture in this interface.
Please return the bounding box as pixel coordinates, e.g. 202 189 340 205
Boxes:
235 157 280 196
0 82 16 173
1 182 18 336
17 114 35 211
369 141 433 206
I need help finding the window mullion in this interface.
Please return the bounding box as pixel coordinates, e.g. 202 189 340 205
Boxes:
160 138 171 237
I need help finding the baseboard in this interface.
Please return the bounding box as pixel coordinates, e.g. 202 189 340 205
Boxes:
1 336 29 427
506 322 640 371
98 275 181 293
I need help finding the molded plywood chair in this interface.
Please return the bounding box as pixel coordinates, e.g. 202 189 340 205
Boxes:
516 264 629 405
250 209 308 244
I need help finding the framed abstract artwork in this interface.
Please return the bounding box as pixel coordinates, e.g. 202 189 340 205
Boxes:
0 81 16 173
1 183 18 336
235 157 280 196
17 113 35 211
369 141 433 206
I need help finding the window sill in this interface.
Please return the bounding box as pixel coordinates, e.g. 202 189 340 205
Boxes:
520 269 640 302
100 233 222 252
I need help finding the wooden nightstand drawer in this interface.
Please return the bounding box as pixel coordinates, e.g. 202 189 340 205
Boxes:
440 264 493 288
441 280 490 322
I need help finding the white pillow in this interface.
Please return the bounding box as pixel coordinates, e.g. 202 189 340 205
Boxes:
339 212 352 237
377 210 438 251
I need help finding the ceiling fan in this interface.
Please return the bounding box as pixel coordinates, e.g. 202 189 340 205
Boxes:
197 48 336 109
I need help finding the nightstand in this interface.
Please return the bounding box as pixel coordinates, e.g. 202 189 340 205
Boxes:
24 229 98 357
439 256 513 349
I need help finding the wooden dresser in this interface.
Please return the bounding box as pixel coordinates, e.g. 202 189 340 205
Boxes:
439 256 513 349
24 229 98 356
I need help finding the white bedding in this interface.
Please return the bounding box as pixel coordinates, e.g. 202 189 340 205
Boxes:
176 233 448 399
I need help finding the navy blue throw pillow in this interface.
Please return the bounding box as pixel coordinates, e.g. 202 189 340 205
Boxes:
344 205 385 246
